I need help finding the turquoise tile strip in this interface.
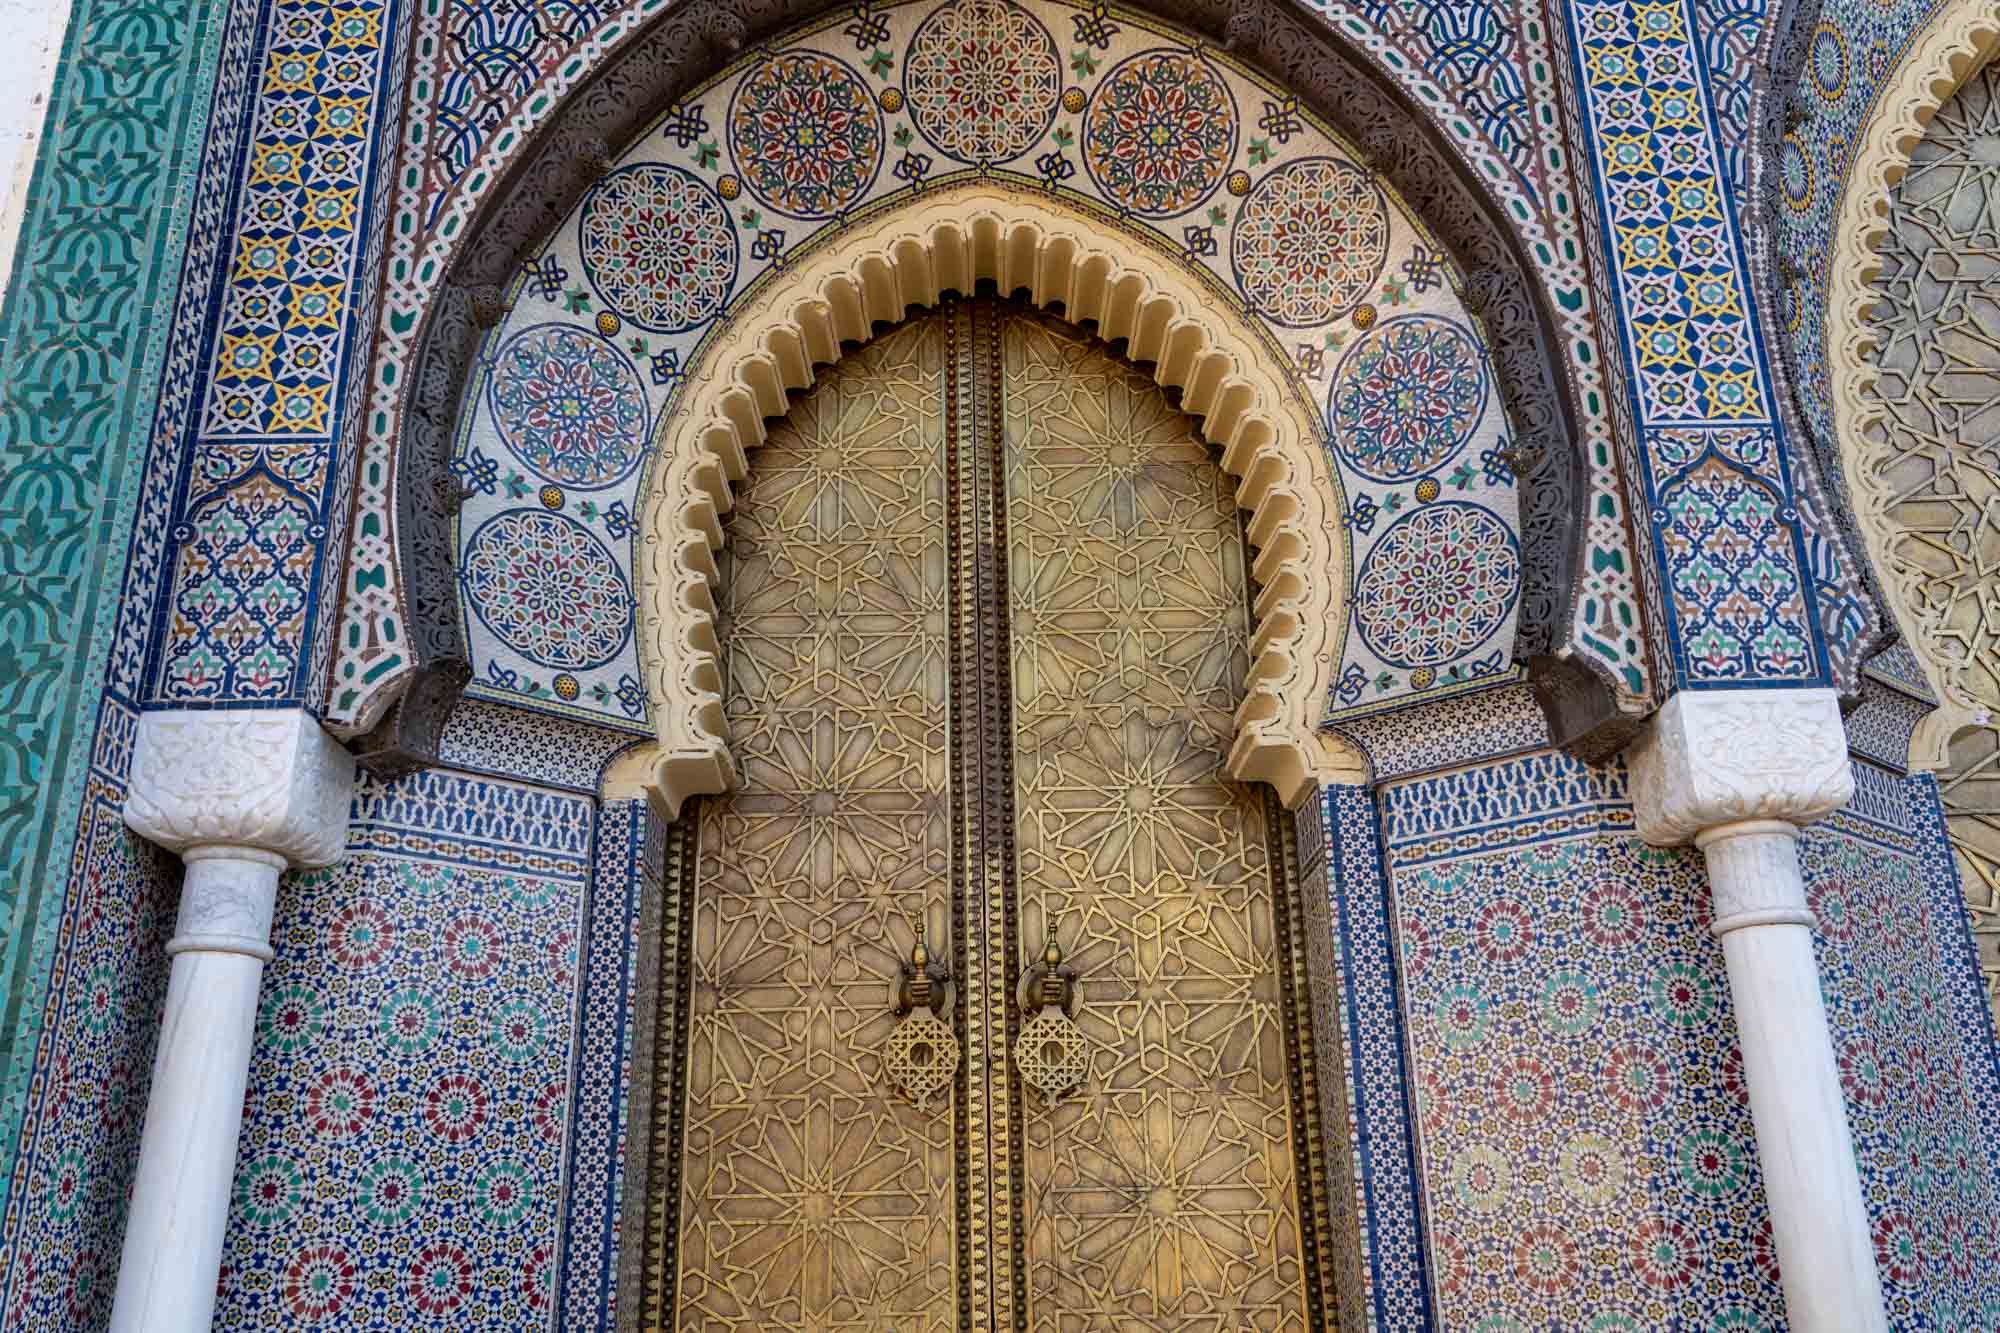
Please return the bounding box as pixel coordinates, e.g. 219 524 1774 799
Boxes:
0 0 232 1157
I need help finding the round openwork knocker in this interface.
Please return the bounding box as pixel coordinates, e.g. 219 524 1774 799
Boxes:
1013 937 1090 1103
885 940 960 1108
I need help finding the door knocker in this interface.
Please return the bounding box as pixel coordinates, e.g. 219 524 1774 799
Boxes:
1013 935 1091 1103
884 938 960 1108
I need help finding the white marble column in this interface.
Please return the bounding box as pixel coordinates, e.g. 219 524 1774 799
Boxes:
112 709 355 1333
1629 688 1886 1333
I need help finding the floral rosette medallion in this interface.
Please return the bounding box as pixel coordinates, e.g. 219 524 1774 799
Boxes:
577 164 737 333
461 511 633 670
1082 48 1239 217
1232 157 1390 326
485 325 648 487
727 50 884 218
904 0 1062 163
1354 502 1519 668
1331 314 1490 481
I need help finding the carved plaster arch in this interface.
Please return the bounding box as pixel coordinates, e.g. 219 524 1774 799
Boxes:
638 186 1353 815
335 0 1645 770
1825 0 2000 763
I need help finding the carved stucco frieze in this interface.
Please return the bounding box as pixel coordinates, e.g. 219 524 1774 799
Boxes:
1629 689 1854 847
124 709 357 867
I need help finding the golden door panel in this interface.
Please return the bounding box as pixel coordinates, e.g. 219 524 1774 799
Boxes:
1003 315 1314 1331
680 317 958 1332
644 303 1333 1332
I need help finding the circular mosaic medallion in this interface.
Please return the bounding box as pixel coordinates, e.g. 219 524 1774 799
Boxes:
1779 131 1813 212
1809 22 1847 102
462 511 632 670
1330 315 1489 481
487 325 647 488
1232 157 1389 326
727 51 883 218
1354 502 1519 668
578 164 736 333
905 0 1061 164
1083 49 1238 217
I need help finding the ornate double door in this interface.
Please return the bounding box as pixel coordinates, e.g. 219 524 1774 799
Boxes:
641 301 1338 1331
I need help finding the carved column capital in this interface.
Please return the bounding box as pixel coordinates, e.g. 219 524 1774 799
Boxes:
1629 689 1853 846
124 708 356 867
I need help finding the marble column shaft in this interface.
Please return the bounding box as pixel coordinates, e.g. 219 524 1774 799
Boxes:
1631 688 1885 1333
112 710 354 1333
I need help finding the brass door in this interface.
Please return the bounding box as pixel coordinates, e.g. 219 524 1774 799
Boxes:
641 301 1336 1332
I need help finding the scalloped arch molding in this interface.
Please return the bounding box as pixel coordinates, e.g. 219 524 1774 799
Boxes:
638 187 1351 813
1828 0 2000 762
331 0 1655 769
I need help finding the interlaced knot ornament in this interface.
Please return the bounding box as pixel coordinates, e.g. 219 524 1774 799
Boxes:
1014 937 1091 1103
886 940 960 1107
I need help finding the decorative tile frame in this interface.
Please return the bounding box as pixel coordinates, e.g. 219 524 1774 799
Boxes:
553 796 663 1333
1331 681 1552 784
327 0 1655 761
141 0 416 710
1316 783 1434 1332
1561 0 1829 689
1711 0 1890 694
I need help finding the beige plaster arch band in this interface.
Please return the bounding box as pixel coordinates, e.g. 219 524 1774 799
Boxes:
636 185 1361 817
1827 0 2000 764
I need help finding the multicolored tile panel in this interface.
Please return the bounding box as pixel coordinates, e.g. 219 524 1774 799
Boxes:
1804 767 2000 1328
553 795 659 1333
211 766 594 1330
1375 746 2000 1327
1382 751 1789 1329
0 787 175 1331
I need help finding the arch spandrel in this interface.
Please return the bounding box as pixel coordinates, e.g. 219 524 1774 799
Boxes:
635 188 1347 812
439 0 1525 795
1808 0 2000 1028
328 0 1648 768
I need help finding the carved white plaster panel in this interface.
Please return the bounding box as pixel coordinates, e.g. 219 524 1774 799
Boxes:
124 709 356 867
1630 689 1854 846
